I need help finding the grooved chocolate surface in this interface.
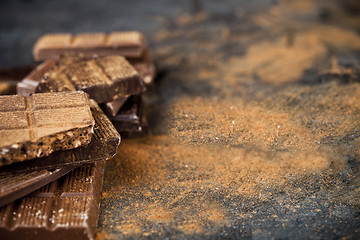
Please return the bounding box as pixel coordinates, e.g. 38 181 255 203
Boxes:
36 55 144 103
0 100 120 172
0 165 77 207
33 31 146 61
0 160 106 240
0 91 94 166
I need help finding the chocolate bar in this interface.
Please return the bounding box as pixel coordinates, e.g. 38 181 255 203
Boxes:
0 160 106 240
0 165 77 207
0 91 94 166
0 100 120 172
33 31 146 61
36 55 144 103
127 49 156 85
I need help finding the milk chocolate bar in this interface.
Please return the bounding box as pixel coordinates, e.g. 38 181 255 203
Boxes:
127 49 156 85
0 100 120 171
36 55 144 103
0 91 94 166
0 165 77 207
0 160 106 240
33 31 146 61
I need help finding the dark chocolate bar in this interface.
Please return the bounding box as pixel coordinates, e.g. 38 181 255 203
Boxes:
0 165 77 207
127 49 156 85
0 91 94 166
33 31 146 61
0 100 120 172
0 160 106 240
36 55 144 103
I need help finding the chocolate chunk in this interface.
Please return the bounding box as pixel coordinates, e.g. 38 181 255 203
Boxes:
0 99 120 171
0 91 94 166
127 49 156 85
0 165 77 207
103 96 128 117
0 64 36 95
106 95 147 134
17 59 56 96
36 55 144 103
33 31 146 61
0 160 106 240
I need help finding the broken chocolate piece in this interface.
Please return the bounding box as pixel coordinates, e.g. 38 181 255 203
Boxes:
103 96 128 117
0 91 94 166
33 31 146 61
0 160 106 240
0 100 120 171
127 49 156 85
107 95 146 134
0 165 77 207
0 64 36 95
17 59 56 96
36 55 144 103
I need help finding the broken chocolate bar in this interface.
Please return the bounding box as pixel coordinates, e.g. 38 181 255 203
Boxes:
0 165 77 207
0 160 106 240
0 91 94 166
0 100 120 171
33 31 146 61
127 49 156 85
36 55 144 103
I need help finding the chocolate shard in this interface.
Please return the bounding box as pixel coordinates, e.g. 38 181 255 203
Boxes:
0 160 106 240
0 165 78 208
127 49 156 85
33 31 146 61
103 96 128 117
0 100 120 172
0 64 37 95
36 55 145 103
17 59 56 96
106 95 147 134
0 91 94 166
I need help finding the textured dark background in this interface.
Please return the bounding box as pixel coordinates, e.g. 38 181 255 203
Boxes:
1 0 360 239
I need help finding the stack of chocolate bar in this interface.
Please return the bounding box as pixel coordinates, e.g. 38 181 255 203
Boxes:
0 31 155 239
19 31 155 137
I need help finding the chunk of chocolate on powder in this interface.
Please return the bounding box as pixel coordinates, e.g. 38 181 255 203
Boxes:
0 91 94 166
0 165 78 208
127 49 156 85
0 160 106 240
33 31 146 61
0 100 120 171
103 96 128 117
36 55 144 103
